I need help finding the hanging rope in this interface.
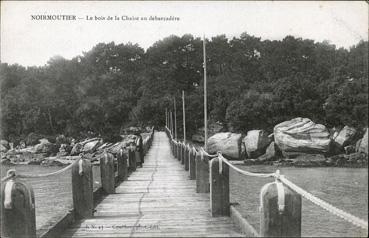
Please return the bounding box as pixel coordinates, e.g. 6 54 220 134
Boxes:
217 153 368 230
200 147 218 158
1 157 81 179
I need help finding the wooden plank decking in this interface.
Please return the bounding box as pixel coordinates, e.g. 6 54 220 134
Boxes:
60 132 243 237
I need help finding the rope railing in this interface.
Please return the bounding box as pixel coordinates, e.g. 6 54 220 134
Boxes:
21 158 80 178
218 152 368 231
164 126 368 232
1 128 155 237
279 175 368 230
1 157 80 182
218 153 276 178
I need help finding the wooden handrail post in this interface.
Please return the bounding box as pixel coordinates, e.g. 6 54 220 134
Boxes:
260 182 301 237
128 148 136 171
171 141 174 156
176 143 180 161
1 176 36 238
181 143 185 165
189 148 196 180
72 158 93 218
172 142 175 158
195 152 210 193
100 152 115 194
117 148 128 181
184 145 189 171
210 157 230 216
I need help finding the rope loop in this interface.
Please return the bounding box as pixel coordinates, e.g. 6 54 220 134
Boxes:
7 169 16 178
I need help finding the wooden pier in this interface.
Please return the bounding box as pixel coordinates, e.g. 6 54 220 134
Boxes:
60 131 243 237
5 129 365 237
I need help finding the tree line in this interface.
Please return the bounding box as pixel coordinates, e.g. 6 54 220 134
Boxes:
1 33 368 144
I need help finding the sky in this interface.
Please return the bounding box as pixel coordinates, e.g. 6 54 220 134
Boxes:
1 1 368 67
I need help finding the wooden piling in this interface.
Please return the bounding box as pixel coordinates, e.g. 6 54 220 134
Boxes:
1 177 36 238
117 148 128 181
181 143 185 165
176 143 180 161
72 158 93 218
260 182 301 237
128 148 136 171
100 152 115 194
195 152 210 193
184 145 189 171
210 157 230 216
189 148 196 180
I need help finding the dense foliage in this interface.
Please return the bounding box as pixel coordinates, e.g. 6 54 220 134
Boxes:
1 33 367 143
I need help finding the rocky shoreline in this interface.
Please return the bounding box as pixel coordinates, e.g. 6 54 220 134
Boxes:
192 117 368 168
0 127 152 167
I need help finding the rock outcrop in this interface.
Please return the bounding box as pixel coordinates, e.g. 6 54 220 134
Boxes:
207 132 243 160
262 142 281 161
274 117 331 157
70 138 102 155
243 130 271 158
333 126 357 147
34 139 58 155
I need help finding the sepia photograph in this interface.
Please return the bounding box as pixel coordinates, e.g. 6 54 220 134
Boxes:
0 1 368 237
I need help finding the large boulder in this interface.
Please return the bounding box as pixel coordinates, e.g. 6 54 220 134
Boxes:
70 143 83 155
260 142 281 161
34 139 58 155
333 126 357 147
120 134 137 148
274 117 331 157
243 130 272 158
70 138 103 155
207 132 243 160
83 138 102 152
357 128 368 155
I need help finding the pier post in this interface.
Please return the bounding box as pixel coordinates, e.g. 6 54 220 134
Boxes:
72 158 93 218
176 143 180 161
1 174 36 238
181 143 185 165
260 182 301 237
189 148 196 180
184 145 189 171
196 152 210 193
117 148 128 181
128 146 137 171
100 152 115 194
210 157 230 216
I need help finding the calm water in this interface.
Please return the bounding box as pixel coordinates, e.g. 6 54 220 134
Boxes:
1 164 101 235
1 164 367 237
230 165 368 237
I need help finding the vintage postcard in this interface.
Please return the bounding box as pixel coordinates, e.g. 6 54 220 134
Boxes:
0 1 368 237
